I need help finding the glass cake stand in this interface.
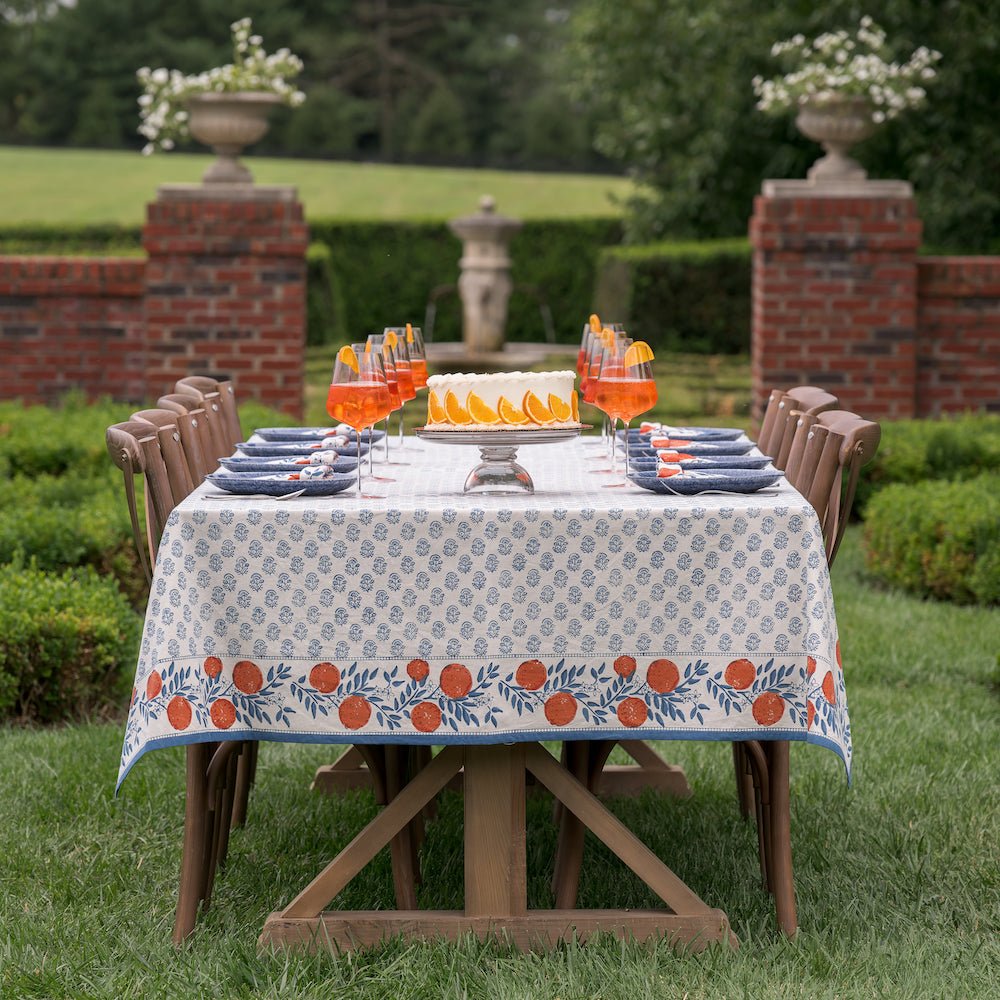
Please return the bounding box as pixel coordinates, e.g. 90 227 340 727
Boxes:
415 426 586 495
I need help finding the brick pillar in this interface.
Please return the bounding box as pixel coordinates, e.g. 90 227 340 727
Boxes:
750 179 922 422
142 185 308 417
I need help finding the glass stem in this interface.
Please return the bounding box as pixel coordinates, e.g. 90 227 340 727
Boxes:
384 418 391 461
368 433 375 476
610 422 617 478
398 409 405 445
624 421 631 478
357 435 363 494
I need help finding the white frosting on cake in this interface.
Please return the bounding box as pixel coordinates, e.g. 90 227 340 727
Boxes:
425 370 578 428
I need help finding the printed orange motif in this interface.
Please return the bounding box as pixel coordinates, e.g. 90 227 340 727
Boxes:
440 663 473 698
167 695 192 730
724 658 756 690
406 658 430 682
411 701 442 732
752 691 785 726
210 698 236 729
516 659 547 690
204 656 223 679
836 641 842 669
339 695 371 730
233 660 263 694
822 672 836 705
146 671 162 700
807 700 816 729
647 658 680 693
309 662 340 693
806 656 817 677
613 655 637 677
544 691 577 726
617 697 648 728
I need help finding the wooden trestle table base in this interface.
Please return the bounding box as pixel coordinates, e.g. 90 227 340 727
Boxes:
260 742 735 953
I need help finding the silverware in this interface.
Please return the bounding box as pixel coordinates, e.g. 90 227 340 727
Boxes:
203 489 308 501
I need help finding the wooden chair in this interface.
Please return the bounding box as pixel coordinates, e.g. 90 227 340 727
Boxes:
758 386 839 467
733 407 880 935
175 375 242 457
151 395 217 481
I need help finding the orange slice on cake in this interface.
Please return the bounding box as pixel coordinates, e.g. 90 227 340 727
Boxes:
623 341 655 368
427 390 448 424
337 345 359 373
522 391 556 424
467 392 501 424
498 396 530 425
548 393 572 421
445 390 472 425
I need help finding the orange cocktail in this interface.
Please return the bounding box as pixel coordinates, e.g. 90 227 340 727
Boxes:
593 378 658 424
395 360 417 402
410 358 428 391
326 381 393 431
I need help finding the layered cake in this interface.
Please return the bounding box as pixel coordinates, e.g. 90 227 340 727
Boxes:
425 371 580 429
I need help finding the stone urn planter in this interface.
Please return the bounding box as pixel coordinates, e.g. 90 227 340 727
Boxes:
795 96 877 183
186 92 284 185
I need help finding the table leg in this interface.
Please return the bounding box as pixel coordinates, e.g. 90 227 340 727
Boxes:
595 740 693 799
311 746 374 795
173 743 210 944
766 741 797 937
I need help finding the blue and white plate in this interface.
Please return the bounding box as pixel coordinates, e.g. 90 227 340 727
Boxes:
236 441 369 458
629 440 755 458
254 426 385 442
628 455 774 471
219 456 358 474
620 426 746 442
206 471 356 497
628 470 782 495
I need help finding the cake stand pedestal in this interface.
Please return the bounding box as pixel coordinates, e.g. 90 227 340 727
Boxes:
416 427 585 496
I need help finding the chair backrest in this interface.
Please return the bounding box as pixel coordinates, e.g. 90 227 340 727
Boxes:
175 376 242 454
156 394 218 479
131 408 197 500
106 420 178 581
786 409 881 566
758 386 839 465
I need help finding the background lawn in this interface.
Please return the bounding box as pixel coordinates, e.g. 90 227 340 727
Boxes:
0 147 631 226
0 528 997 999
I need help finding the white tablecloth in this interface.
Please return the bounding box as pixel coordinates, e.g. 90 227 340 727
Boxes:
118 437 851 789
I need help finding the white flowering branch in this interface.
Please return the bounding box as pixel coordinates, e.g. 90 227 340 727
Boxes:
136 18 306 154
752 17 941 123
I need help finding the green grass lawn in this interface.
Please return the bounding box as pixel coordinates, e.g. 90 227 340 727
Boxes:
0 147 631 226
1 528 997 999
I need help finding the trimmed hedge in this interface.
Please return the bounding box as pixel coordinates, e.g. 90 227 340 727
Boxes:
0 563 141 721
864 473 1000 605
306 217 623 345
854 413 1000 517
593 238 751 354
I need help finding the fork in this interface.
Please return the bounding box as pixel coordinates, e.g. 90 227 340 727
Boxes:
204 489 307 501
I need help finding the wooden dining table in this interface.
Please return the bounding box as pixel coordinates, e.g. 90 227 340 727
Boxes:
118 434 852 951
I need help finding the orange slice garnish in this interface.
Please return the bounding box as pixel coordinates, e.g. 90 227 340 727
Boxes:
548 393 572 421
445 390 472 425
406 322 414 343
522 391 556 424
467 392 501 424
623 341 655 368
428 390 448 424
337 345 359 373
384 329 399 350
570 389 579 422
498 395 529 424
589 313 602 333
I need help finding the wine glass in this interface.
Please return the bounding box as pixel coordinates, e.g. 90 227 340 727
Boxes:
594 339 658 488
384 327 417 449
366 333 404 477
406 323 428 391
327 344 393 499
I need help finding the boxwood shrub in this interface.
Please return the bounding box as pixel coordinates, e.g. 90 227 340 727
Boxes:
863 472 1000 605
592 238 751 354
0 563 141 722
854 413 1000 516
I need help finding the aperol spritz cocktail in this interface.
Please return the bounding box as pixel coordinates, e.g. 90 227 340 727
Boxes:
327 343 393 499
594 339 657 486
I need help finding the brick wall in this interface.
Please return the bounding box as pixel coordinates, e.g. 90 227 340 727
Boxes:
0 186 307 417
0 257 146 402
750 184 1000 421
916 257 1000 415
